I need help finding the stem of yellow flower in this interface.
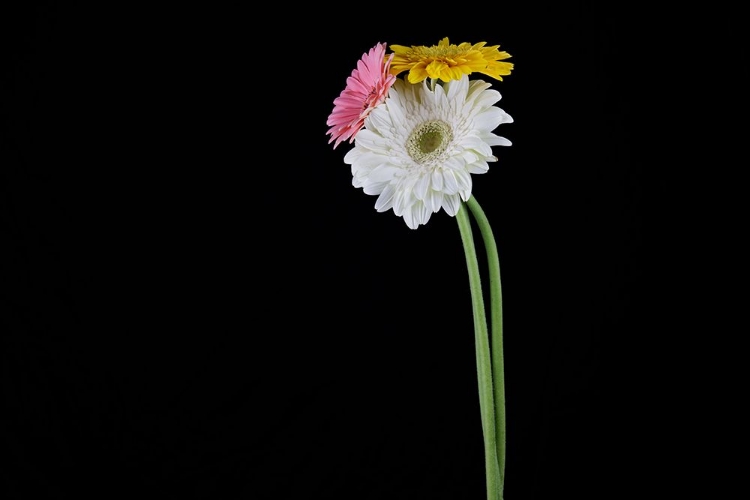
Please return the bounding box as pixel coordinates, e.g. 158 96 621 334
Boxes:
466 195 506 489
456 202 502 500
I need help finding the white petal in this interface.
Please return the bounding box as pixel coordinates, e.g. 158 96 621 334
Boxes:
453 169 472 192
467 160 490 174
343 147 363 165
354 129 389 152
474 107 506 131
459 135 486 149
362 164 398 195
375 184 396 212
473 88 501 108
363 179 388 196
467 79 492 101
442 169 459 194
415 201 432 227
393 183 415 216
431 170 443 191
367 108 394 137
484 135 512 147
427 190 443 213
461 150 479 164
414 173 431 200
349 151 388 175
367 164 399 183
385 99 408 132
443 194 461 216
443 156 465 171
445 76 467 103
403 207 417 229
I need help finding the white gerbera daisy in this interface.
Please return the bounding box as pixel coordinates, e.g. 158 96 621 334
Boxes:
343 75 513 229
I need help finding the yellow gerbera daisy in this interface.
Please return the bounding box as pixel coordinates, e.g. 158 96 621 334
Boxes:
389 37 514 84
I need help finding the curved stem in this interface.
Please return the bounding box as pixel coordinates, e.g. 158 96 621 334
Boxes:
466 195 506 488
456 202 501 500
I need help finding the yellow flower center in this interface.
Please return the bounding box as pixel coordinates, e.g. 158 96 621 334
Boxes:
407 120 452 164
413 45 467 61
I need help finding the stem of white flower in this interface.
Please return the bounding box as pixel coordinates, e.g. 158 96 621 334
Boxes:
466 195 506 490
456 202 502 500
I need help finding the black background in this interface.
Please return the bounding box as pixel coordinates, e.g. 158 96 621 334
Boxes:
2 2 747 499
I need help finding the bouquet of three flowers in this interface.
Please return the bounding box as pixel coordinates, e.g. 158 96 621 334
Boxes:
327 38 514 499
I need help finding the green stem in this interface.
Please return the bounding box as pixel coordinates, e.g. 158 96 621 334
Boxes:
466 195 506 489
456 203 501 500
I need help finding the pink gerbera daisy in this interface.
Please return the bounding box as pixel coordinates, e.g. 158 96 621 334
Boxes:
326 42 396 149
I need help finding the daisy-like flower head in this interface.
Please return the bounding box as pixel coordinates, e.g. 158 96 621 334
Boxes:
344 75 513 229
326 42 397 149
389 37 513 84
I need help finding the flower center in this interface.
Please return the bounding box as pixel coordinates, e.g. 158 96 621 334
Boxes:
406 120 453 164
